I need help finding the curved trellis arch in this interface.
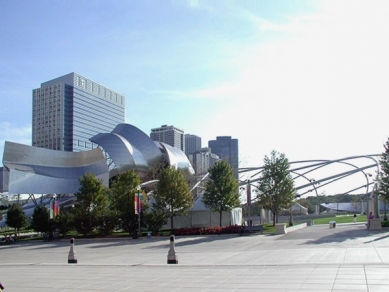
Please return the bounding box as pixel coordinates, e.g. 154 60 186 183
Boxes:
238 154 381 205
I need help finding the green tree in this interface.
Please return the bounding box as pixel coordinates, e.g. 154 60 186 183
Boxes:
143 208 167 235
110 170 142 235
6 204 28 237
72 172 109 236
155 166 193 233
96 209 119 236
351 195 361 213
54 209 73 236
378 138 389 203
296 198 314 214
255 150 296 226
31 205 51 233
202 160 240 227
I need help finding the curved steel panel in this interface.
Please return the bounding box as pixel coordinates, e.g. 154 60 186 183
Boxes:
2 141 109 194
1 124 196 194
160 142 195 174
7 170 108 194
90 133 149 174
111 124 163 166
3 141 106 168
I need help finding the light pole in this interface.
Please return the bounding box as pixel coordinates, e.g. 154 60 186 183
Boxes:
51 194 57 219
246 180 252 230
289 206 293 226
364 173 372 215
136 185 142 237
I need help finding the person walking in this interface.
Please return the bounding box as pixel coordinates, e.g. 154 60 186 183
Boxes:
353 213 357 223
367 212 374 228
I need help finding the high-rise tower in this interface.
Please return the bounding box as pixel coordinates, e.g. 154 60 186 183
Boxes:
188 147 219 175
208 136 239 178
32 73 125 152
185 134 201 156
150 125 185 151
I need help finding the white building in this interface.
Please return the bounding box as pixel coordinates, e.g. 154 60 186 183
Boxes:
188 147 220 175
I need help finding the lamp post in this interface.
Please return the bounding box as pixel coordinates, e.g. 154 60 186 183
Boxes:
246 180 252 230
51 194 57 219
136 185 142 237
364 173 372 215
310 179 320 215
289 206 293 226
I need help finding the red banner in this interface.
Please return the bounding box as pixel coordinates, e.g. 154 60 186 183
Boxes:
134 193 143 214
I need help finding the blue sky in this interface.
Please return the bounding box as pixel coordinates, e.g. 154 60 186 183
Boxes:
1 0 389 196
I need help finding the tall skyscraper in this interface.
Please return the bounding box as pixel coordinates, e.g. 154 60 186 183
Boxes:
185 134 201 156
32 73 125 152
150 125 185 151
188 147 219 175
208 136 239 178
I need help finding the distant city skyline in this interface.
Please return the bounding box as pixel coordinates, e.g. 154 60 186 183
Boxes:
1 1 389 196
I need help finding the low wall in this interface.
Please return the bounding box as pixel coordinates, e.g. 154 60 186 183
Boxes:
275 222 308 234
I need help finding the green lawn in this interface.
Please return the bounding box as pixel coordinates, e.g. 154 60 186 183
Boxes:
313 215 367 225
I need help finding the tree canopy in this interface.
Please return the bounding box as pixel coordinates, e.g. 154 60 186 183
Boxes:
255 150 296 226
72 172 109 236
6 203 28 233
155 166 193 232
110 170 142 235
202 160 240 227
378 138 389 204
31 204 51 233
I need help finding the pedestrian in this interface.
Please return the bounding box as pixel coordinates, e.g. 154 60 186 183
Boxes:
367 212 374 228
240 223 245 236
353 213 357 223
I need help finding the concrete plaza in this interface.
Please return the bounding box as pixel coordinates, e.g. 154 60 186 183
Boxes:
1 223 389 291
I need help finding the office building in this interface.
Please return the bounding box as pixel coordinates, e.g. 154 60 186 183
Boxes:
188 147 219 175
32 72 125 152
185 134 201 156
150 125 185 151
208 136 239 178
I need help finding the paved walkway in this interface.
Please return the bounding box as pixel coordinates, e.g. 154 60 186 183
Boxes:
1 223 389 291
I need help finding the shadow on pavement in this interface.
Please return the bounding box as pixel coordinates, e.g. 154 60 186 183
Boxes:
277 224 389 245
13 233 242 250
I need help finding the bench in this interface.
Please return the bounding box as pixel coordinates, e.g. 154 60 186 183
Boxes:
239 225 264 235
275 223 287 234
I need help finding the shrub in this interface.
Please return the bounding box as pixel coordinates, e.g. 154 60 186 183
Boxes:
173 225 241 236
381 220 389 227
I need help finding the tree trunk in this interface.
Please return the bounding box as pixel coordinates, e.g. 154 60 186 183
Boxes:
219 211 222 227
272 211 276 226
170 215 174 235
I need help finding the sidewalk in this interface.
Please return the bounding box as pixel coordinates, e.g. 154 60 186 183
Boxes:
0 223 388 291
